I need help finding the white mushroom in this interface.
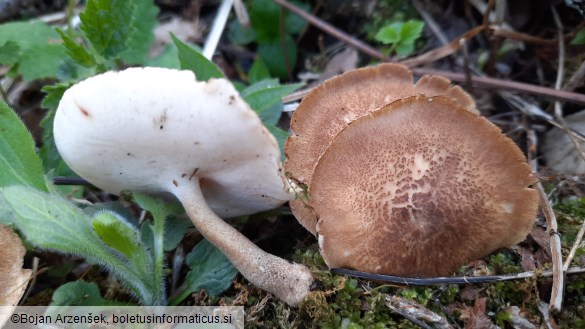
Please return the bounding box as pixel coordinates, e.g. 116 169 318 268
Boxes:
53 67 313 306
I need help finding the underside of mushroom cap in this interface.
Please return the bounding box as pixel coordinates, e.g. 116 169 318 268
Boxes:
284 63 477 234
54 67 293 217
0 225 31 323
311 95 538 277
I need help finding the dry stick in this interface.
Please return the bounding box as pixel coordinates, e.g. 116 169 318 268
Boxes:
538 302 557 329
564 221 585 271
527 128 564 313
273 0 585 106
361 284 451 329
411 0 449 45
563 59 585 92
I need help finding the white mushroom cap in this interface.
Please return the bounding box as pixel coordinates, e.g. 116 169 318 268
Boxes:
54 67 313 306
54 67 292 217
0 225 32 327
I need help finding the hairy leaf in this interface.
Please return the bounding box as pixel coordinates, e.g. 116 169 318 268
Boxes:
57 29 96 68
80 0 136 59
0 101 47 191
121 0 159 64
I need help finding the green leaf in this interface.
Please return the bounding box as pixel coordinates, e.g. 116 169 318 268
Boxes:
400 20 424 44
243 82 302 126
56 29 97 68
163 216 191 251
375 24 400 44
169 239 237 305
41 83 70 111
2 186 156 303
249 0 281 42
0 193 14 226
39 84 77 188
240 79 279 97
133 193 181 224
227 19 257 45
243 82 303 115
92 211 143 259
266 124 289 160
258 35 297 79
0 41 20 65
395 42 415 57
50 281 108 306
121 0 159 64
0 21 59 50
571 28 585 45
249 57 271 83
133 193 183 305
79 0 136 59
0 101 47 191
3 186 110 257
171 33 224 81
284 1 310 35
145 43 180 69
19 44 67 80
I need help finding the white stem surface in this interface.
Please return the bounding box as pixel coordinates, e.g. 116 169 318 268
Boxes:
175 182 313 306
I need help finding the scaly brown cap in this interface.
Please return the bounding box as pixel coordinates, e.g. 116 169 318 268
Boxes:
310 96 538 277
285 63 477 234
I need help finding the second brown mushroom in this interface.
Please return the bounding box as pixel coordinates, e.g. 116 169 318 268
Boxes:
285 64 539 277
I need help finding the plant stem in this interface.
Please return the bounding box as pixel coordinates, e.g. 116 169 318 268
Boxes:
151 206 167 305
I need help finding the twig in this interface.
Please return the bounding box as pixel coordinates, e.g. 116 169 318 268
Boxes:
536 182 565 313
273 0 385 60
53 176 90 185
564 220 585 271
331 266 585 285
411 0 449 46
563 59 585 92
385 294 452 329
537 302 558 329
20 257 40 304
202 0 234 60
0 81 7 103
233 0 250 27
273 0 585 105
527 128 564 313
362 284 452 329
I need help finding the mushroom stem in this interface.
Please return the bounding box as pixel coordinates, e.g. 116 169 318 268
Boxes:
174 181 314 306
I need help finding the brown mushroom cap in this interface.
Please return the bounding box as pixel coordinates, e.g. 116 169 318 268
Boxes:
310 95 538 277
285 63 477 234
0 225 31 327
